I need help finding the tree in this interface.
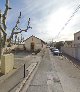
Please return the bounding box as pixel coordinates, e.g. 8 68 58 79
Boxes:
0 0 32 58
54 41 64 50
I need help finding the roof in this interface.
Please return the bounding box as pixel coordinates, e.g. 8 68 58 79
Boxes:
24 35 46 44
74 31 80 35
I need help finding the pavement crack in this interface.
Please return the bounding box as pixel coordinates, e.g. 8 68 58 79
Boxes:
30 84 47 87
69 76 80 79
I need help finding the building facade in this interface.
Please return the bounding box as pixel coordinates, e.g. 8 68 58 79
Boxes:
64 41 74 47
24 35 46 51
74 31 80 47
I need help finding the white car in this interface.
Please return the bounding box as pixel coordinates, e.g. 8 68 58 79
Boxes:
53 49 62 55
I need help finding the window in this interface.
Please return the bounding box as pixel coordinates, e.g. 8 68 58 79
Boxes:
77 36 80 40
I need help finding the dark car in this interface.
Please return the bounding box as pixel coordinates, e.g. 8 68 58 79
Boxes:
50 47 54 52
52 49 62 56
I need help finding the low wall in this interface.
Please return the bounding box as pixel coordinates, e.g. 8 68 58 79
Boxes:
75 47 80 60
2 45 18 54
1 53 14 74
0 64 28 92
61 47 80 60
17 44 24 50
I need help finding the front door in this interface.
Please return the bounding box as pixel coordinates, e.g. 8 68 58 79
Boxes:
31 42 34 51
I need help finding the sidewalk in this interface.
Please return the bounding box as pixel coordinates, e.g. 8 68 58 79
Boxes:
0 52 41 92
10 50 44 92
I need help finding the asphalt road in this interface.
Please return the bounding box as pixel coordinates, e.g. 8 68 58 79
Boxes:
21 48 80 92
52 54 80 92
24 49 63 92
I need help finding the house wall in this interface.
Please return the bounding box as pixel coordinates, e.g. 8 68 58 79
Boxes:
74 32 80 45
64 41 74 47
61 31 80 61
42 43 46 49
75 47 80 60
25 36 43 51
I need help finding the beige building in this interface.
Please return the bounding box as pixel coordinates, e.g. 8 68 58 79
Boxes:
74 31 80 47
61 31 80 60
24 35 46 51
64 41 74 47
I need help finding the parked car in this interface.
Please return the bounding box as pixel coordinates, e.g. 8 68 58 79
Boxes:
46 45 50 48
52 49 62 56
50 47 54 52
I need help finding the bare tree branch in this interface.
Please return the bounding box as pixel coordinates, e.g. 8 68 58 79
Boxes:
8 15 32 43
0 25 7 35
8 12 21 41
2 0 11 30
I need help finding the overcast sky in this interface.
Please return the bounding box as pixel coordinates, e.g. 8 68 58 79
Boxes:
0 0 80 42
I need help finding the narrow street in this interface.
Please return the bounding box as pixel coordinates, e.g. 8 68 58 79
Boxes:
21 48 80 92
1 1 80 92
21 49 63 92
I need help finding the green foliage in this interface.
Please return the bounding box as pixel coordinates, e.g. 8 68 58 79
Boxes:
54 41 64 50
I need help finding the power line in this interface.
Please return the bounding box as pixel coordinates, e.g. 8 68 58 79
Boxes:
54 4 80 40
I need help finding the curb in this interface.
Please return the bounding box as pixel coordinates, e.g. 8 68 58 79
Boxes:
15 57 42 92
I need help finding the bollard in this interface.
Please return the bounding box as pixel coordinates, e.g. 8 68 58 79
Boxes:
24 64 26 78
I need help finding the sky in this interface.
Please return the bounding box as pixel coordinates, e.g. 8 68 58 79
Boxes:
0 0 80 42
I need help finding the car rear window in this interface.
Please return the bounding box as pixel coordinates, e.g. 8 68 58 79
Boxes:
54 49 59 51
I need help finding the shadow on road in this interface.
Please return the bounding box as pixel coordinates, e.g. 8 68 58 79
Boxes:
63 53 80 68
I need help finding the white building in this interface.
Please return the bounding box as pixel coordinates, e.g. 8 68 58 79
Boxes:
24 35 46 51
74 31 80 47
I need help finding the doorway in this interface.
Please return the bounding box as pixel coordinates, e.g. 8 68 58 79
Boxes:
31 42 35 51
